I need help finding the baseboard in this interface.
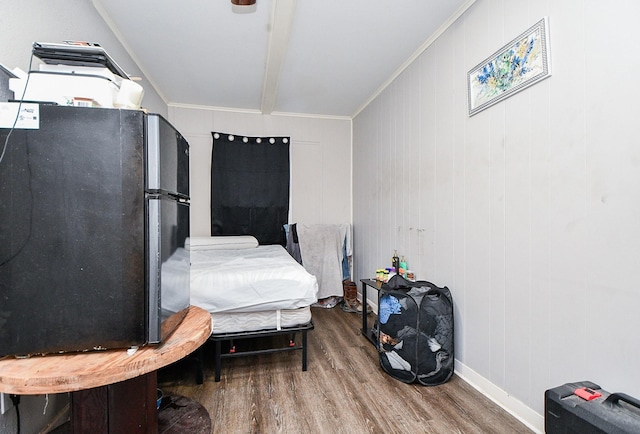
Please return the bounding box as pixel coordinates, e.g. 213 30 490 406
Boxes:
454 362 544 433
360 292 544 433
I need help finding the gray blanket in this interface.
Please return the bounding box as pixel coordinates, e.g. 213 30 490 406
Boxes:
296 224 350 299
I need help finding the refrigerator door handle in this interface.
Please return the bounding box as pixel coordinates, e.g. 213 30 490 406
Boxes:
146 197 161 343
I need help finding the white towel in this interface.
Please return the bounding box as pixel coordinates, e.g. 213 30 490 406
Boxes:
296 224 348 299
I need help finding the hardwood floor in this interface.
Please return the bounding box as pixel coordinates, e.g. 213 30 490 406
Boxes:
158 306 533 433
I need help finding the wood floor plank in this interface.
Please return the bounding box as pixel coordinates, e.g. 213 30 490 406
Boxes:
158 306 533 434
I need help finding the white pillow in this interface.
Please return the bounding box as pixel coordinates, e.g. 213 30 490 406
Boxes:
185 235 259 251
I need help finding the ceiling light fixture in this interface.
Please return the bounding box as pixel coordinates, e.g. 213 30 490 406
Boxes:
231 0 257 13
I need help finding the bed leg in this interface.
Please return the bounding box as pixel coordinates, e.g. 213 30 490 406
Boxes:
302 330 308 372
215 340 222 382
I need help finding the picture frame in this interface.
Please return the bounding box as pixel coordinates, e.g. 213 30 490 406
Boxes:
467 17 551 116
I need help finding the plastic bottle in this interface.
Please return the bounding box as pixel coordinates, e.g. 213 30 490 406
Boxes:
392 250 399 272
399 256 407 278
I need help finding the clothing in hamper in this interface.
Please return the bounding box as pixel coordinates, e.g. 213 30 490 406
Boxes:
377 275 454 386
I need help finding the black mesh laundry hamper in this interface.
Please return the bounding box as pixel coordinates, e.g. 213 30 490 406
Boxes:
377 275 454 385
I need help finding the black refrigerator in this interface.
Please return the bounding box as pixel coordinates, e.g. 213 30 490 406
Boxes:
0 105 190 357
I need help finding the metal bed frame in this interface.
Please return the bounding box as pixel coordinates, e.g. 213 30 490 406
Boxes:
196 321 314 382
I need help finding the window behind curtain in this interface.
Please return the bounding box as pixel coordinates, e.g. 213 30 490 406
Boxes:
210 132 290 245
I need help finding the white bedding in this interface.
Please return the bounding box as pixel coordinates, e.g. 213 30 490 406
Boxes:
211 306 312 334
190 244 318 314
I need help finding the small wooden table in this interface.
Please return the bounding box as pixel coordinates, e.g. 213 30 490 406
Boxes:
0 305 211 433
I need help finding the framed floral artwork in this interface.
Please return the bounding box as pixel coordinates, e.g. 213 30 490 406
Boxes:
468 17 551 116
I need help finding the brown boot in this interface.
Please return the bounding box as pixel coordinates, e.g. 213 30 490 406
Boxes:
341 280 364 313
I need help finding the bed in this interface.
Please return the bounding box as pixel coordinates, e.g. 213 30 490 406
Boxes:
188 235 319 381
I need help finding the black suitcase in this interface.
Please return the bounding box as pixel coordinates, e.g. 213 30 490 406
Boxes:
545 381 640 433
377 275 454 385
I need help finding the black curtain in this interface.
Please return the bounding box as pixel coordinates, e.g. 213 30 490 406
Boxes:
210 132 290 245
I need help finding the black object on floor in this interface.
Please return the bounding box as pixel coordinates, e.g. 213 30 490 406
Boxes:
158 394 211 434
545 381 640 433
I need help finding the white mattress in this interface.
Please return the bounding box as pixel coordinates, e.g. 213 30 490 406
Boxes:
210 306 312 334
190 244 319 314
161 247 191 313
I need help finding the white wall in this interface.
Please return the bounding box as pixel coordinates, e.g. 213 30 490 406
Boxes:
168 105 352 236
353 0 640 431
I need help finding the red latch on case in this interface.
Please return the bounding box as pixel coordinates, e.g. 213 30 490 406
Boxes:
574 387 602 400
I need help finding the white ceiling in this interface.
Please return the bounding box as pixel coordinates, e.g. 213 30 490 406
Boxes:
93 0 474 118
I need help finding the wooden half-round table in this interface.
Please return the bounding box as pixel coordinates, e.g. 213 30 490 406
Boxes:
0 305 211 433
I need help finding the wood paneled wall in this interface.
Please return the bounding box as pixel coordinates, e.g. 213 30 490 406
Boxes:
352 0 640 430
